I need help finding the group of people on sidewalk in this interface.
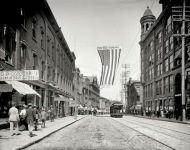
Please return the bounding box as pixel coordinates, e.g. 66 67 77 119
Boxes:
145 109 180 120
8 102 55 137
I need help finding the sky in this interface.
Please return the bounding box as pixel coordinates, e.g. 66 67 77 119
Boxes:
46 0 162 101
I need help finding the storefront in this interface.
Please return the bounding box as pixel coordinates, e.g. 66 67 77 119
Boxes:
0 81 41 118
54 95 71 117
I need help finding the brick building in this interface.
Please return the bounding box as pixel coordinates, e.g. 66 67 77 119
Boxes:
140 0 190 119
126 79 142 114
0 0 76 118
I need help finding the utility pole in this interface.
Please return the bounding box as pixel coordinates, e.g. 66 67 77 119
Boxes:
172 0 190 121
122 64 130 113
72 69 80 119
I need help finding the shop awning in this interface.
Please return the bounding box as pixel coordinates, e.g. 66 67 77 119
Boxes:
5 81 41 97
0 84 13 92
54 95 73 102
130 105 142 110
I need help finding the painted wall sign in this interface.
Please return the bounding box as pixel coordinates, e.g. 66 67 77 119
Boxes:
0 70 39 81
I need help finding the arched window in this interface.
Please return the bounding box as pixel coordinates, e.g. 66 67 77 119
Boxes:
141 24 144 33
146 23 149 30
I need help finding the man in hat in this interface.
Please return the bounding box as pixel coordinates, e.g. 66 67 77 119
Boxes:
25 103 36 137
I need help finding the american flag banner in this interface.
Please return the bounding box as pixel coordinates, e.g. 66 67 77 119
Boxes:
97 46 121 87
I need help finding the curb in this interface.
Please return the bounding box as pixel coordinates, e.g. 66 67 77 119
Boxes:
0 122 9 130
127 115 190 125
15 116 86 150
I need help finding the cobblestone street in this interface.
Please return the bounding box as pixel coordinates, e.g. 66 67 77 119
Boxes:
24 115 190 150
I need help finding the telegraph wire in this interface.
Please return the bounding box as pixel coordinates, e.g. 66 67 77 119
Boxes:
59 0 153 21
104 0 156 100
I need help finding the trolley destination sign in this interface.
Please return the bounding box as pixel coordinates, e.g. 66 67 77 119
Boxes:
0 70 39 81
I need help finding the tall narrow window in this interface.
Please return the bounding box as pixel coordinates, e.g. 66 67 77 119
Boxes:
52 69 55 82
165 39 169 54
47 36 50 55
152 53 154 63
41 61 45 80
52 42 54 60
47 66 51 81
160 63 163 75
57 45 60 67
157 64 160 76
40 27 44 48
164 58 169 72
33 53 37 70
21 7 26 27
57 73 59 84
169 75 173 93
32 17 37 39
20 43 27 69
165 16 172 35
152 68 154 79
160 80 162 94
156 81 159 95
158 32 162 44
169 36 173 51
169 55 173 70
164 77 168 93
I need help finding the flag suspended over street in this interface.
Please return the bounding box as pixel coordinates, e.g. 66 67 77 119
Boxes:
97 46 121 87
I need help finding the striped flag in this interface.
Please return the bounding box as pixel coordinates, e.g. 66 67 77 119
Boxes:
97 46 121 87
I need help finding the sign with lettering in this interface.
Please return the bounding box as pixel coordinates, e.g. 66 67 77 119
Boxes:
0 70 39 81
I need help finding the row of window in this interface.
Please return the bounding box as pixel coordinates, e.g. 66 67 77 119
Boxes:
144 75 173 98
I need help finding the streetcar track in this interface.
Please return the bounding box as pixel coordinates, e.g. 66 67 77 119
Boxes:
110 117 175 150
104 117 137 150
124 117 190 135
120 118 190 143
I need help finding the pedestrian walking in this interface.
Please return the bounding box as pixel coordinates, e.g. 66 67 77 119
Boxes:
157 110 160 118
41 108 46 128
33 105 40 131
175 108 179 120
25 103 36 137
50 105 54 122
8 102 20 136
19 104 28 131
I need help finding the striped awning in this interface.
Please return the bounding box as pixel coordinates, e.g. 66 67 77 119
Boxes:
5 81 41 97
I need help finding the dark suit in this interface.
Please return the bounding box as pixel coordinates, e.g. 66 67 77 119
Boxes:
26 107 36 125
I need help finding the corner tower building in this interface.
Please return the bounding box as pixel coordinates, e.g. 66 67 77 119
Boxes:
140 6 156 40
140 1 190 120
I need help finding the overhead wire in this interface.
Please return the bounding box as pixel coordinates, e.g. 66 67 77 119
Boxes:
60 0 153 21
103 0 156 100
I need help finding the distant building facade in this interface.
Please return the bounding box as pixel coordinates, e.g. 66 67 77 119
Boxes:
82 76 100 109
126 79 141 114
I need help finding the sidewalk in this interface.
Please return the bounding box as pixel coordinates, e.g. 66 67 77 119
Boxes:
127 114 190 125
0 115 85 150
